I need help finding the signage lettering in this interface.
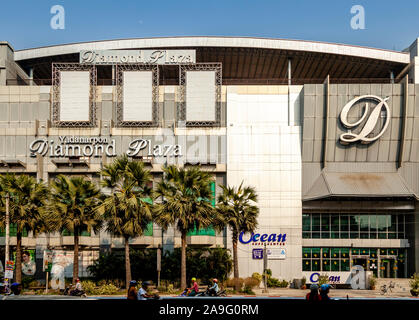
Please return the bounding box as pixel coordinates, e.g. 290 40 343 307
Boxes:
239 232 287 245
29 136 182 158
339 95 391 145
310 273 341 284
80 49 196 65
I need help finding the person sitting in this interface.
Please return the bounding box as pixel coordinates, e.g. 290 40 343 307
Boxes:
10 283 22 296
188 277 199 297
127 280 138 300
138 281 153 300
70 278 83 296
320 284 331 301
306 284 322 301
208 278 219 296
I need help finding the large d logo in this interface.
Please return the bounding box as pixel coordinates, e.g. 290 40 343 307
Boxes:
339 95 390 145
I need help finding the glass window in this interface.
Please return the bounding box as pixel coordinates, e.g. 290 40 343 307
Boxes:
302 214 310 232
388 215 396 232
312 232 320 239
312 259 320 271
303 232 311 239
340 215 349 231
388 249 397 256
350 215 359 232
397 215 405 238
341 258 350 271
312 215 320 232
388 233 396 239
351 248 360 255
311 248 321 259
360 248 369 255
331 248 340 258
321 215 330 231
323 259 331 271
360 233 369 239
377 215 388 232
380 249 387 255
331 215 340 231
378 232 387 239
359 215 369 232
322 248 330 258
370 215 377 231
303 260 311 271
340 232 349 239
331 259 340 271
370 249 377 258
341 248 350 258
302 248 311 259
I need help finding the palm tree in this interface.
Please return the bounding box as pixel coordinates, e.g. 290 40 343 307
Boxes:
97 156 154 288
48 175 102 284
215 182 259 291
0 174 54 284
154 165 216 289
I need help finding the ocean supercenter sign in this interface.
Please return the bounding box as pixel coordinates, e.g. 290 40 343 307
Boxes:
29 136 182 158
80 49 196 65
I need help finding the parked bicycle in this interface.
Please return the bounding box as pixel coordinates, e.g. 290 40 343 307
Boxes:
380 281 395 295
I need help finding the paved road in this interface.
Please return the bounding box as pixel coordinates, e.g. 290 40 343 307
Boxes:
2 295 419 301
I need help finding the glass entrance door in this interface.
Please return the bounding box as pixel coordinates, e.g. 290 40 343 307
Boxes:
380 259 396 278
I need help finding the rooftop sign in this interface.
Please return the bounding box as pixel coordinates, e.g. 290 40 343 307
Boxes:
79 49 196 65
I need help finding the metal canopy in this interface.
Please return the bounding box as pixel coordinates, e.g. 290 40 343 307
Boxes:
303 171 417 200
15 47 407 85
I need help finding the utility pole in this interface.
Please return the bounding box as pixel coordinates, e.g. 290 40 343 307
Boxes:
5 192 10 293
5 193 9 266
263 243 268 293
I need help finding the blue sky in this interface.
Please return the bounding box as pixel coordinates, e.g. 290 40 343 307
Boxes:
1 0 418 51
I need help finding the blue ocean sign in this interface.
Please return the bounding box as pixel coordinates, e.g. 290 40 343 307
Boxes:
239 232 287 244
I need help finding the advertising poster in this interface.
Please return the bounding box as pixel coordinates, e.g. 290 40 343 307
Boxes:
13 249 36 276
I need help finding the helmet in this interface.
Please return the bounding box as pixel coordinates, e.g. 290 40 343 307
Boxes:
320 284 330 291
310 284 319 290
213 278 218 283
129 280 137 285
76 278 80 282
191 277 197 282
143 281 151 286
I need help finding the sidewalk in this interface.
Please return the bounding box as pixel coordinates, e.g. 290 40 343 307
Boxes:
250 288 413 298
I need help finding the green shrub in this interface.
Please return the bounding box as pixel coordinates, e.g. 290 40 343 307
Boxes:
244 277 260 289
95 283 119 295
409 273 419 293
81 280 97 295
241 286 255 295
251 272 262 286
368 275 377 289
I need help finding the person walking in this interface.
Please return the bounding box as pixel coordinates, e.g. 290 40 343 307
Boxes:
306 284 321 301
127 280 138 300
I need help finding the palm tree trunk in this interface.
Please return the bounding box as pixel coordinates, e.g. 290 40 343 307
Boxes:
15 232 22 284
232 231 240 292
73 229 79 284
181 230 187 289
124 236 131 289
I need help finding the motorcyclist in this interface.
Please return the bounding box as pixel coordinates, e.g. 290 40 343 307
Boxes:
127 280 138 300
320 284 331 301
69 278 84 296
188 277 199 296
208 278 219 296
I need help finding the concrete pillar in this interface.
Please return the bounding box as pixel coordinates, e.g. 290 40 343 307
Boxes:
0 42 14 86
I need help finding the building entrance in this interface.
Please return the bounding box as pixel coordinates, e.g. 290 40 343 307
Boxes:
380 259 396 278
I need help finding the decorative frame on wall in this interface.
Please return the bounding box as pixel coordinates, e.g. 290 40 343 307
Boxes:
178 63 222 127
52 63 97 127
115 64 159 127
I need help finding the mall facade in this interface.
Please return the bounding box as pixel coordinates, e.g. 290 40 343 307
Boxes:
0 37 419 284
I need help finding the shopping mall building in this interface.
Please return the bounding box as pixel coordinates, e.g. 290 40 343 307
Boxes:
0 36 419 284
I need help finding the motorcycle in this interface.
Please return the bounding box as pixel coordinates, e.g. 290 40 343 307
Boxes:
63 286 87 298
196 285 227 297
